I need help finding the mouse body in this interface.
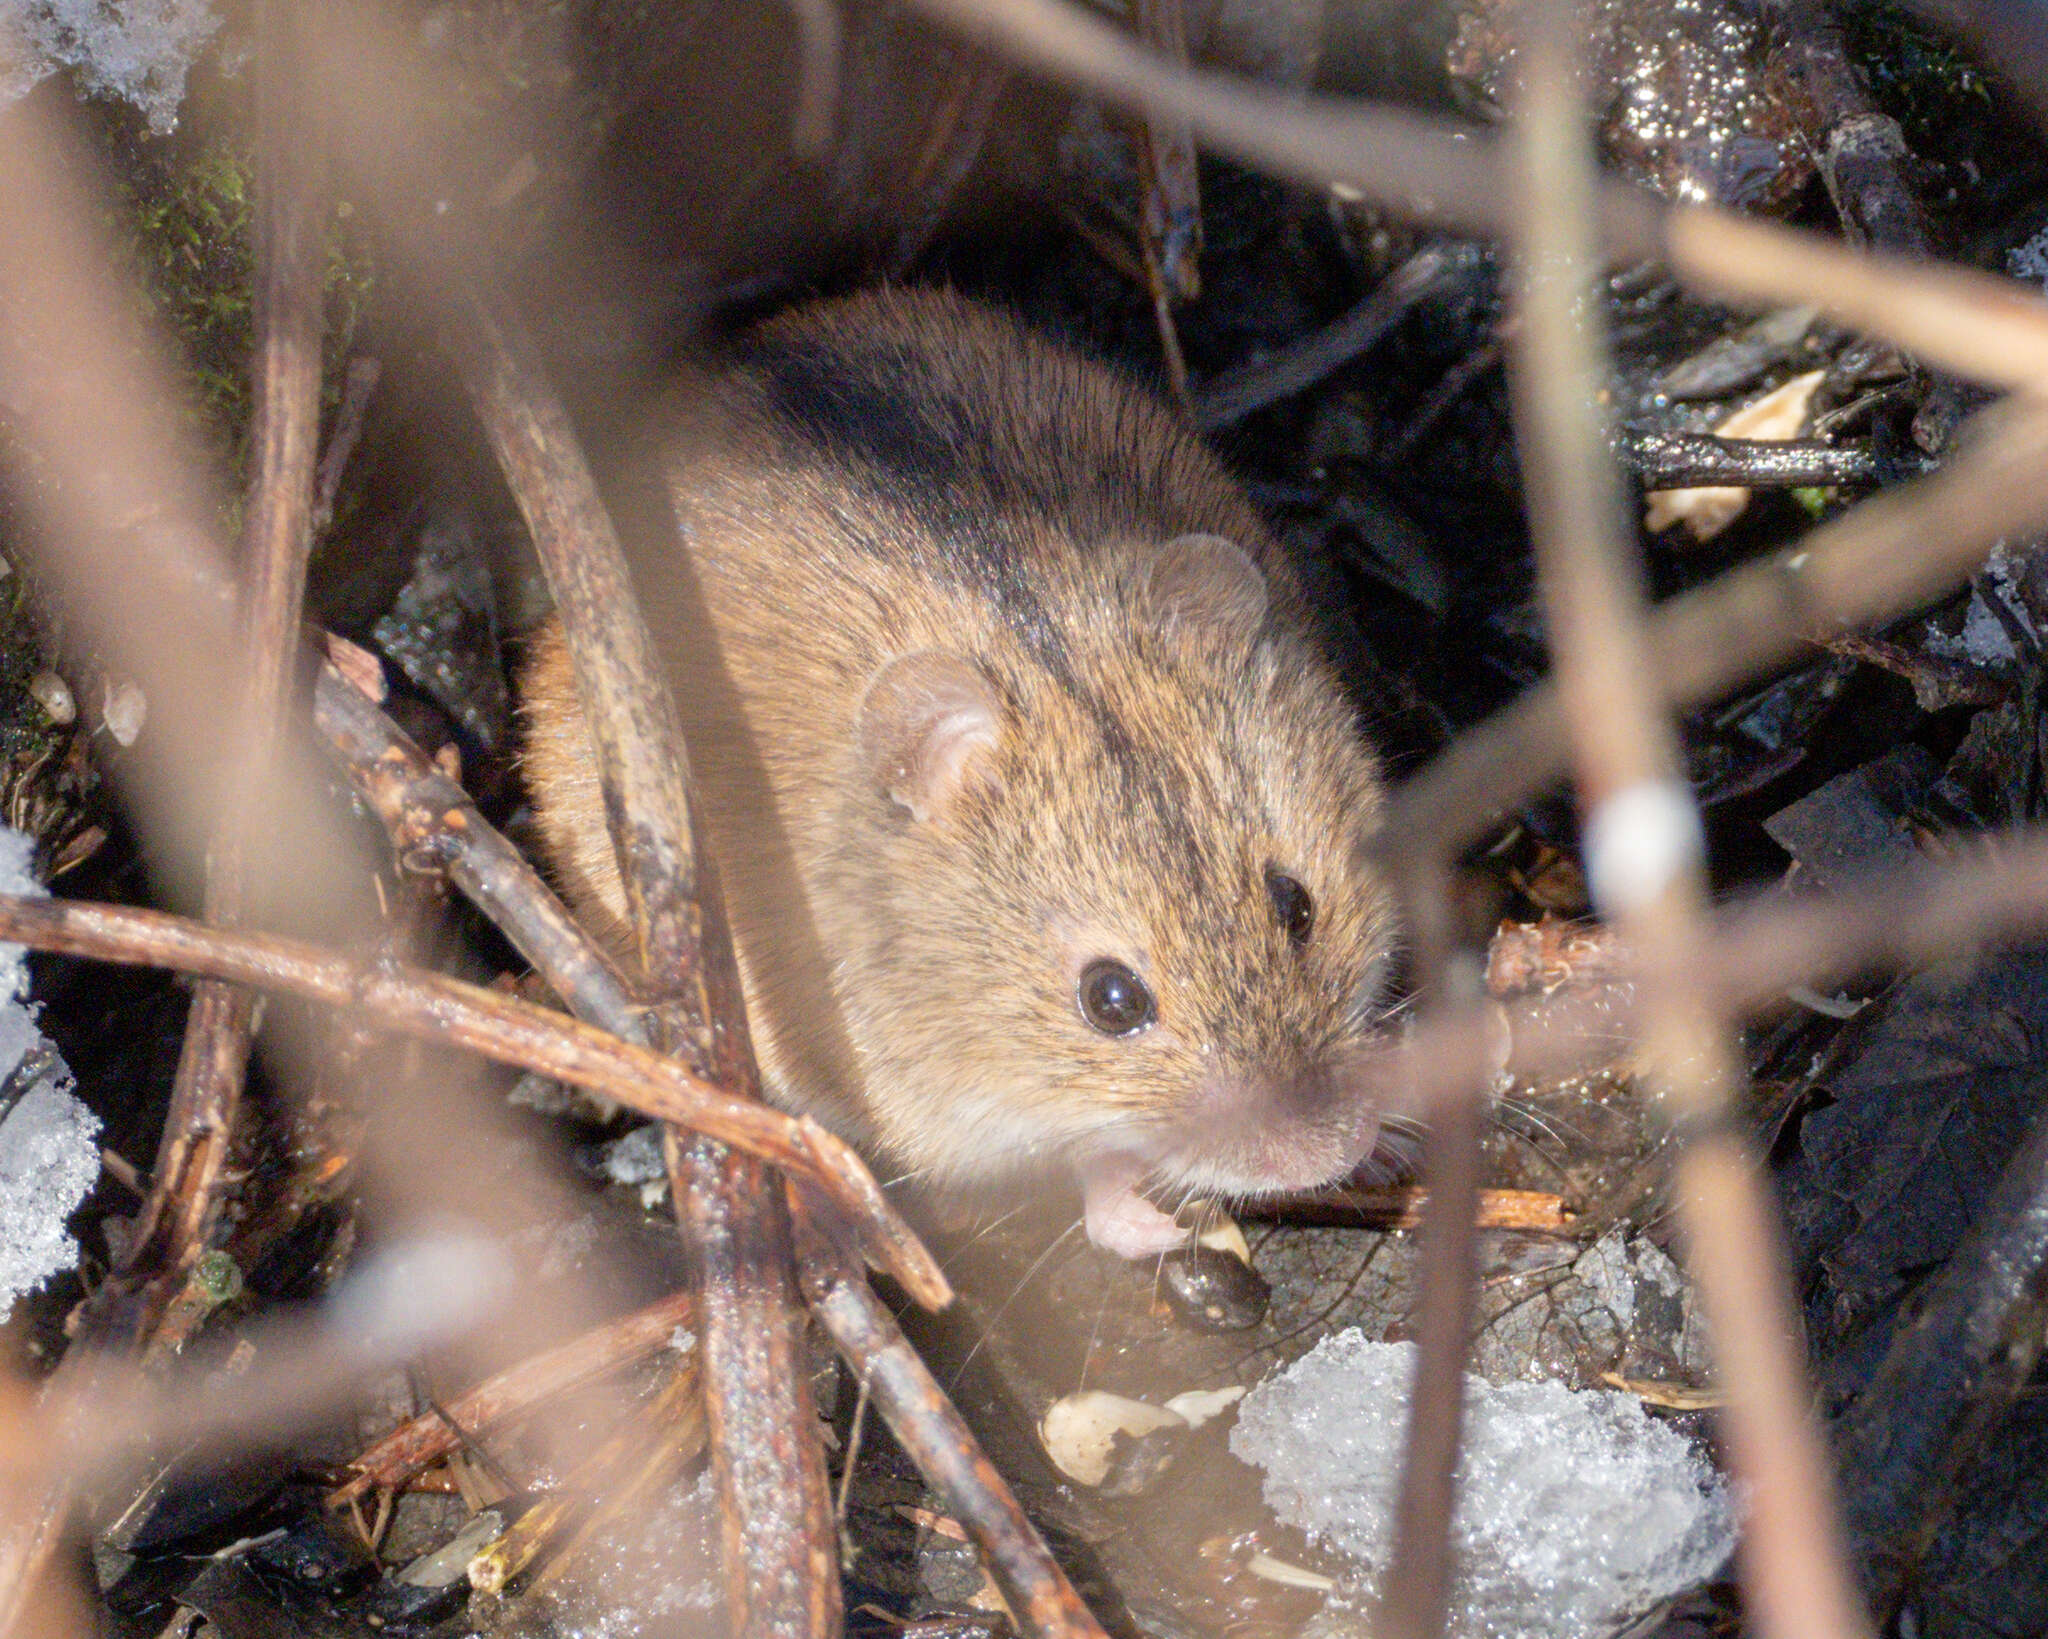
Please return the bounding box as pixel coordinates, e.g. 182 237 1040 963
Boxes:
522 286 1405 1257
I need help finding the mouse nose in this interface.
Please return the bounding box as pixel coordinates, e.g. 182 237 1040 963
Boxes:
1185 1051 1387 1191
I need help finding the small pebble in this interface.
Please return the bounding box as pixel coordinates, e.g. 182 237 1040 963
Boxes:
101 679 146 746
27 672 74 725
1160 1245 1270 1332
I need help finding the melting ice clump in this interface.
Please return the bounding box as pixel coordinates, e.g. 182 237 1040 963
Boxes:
1231 1332 1736 1638
0 827 97 1321
1 0 221 133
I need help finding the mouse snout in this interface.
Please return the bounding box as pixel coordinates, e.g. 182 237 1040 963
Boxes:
1181 1046 1390 1193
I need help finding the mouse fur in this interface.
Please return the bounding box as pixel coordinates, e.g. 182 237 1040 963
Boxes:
520 286 1405 1256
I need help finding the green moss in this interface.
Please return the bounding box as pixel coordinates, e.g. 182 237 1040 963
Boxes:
114 134 376 475
118 138 258 449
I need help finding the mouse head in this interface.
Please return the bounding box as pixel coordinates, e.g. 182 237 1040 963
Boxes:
840 532 1407 1235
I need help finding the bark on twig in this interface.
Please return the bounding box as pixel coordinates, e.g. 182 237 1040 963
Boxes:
1620 427 1880 491
1375 864 1488 1639
1773 0 1939 259
312 660 647 1039
1251 1186 1576 1234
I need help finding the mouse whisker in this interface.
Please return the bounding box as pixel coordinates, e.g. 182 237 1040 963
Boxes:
948 1212 1087 1391
940 1199 1033 1261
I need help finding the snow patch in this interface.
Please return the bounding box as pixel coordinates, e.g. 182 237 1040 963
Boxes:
1 0 221 133
1230 1332 1736 1638
0 827 98 1321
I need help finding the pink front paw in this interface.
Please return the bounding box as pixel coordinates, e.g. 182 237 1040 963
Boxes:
1078 1154 1190 1259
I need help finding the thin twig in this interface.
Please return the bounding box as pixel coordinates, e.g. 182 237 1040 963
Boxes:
1376 866 1488 1639
793 1204 1111 1639
0 891 947 1307
331 1288 699 1505
1194 245 1458 429
1621 427 1881 491
117 0 329 1349
1387 401 2048 862
1499 12 1871 1636
900 0 2048 400
450 283 840 1639
312 659 647 1039
897 0 1637 245
1249 1185 1576 1234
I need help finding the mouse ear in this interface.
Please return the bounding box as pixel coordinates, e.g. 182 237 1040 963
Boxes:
858 651 1004 822
1142 533 1269 635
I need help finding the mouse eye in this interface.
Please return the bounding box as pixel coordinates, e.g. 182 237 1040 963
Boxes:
1265 866 1314 947
1077 959 1155 1036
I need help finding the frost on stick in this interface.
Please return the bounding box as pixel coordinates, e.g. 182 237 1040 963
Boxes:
1230 1332 1736 1639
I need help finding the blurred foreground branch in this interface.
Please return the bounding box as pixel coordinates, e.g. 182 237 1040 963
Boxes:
1499 11 1869 1637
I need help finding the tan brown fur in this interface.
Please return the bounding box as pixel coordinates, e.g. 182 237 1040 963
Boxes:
521 287 1400 1216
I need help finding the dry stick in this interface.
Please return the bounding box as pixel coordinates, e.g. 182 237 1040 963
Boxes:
1375 955 1489 1639
1383 833 2048 1134
1129 0 1200 402
331 1288 699 1505
315 673 1104 1639
448 287 839 1639
115 0 329 1350
1131 0 1201 305
1252 1186 1576 1235
1194 245 1459 430
1500 13 1870 1639
0 891 942 1307
472 1353 712 1598
898 0 1619 245
1709 836 2048 1010
1619 427 1881 491
311 662 647 1041
1388 400 2048 862
793 1205 1111 1639
1 1266 505 1510
1663 207 2048 399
